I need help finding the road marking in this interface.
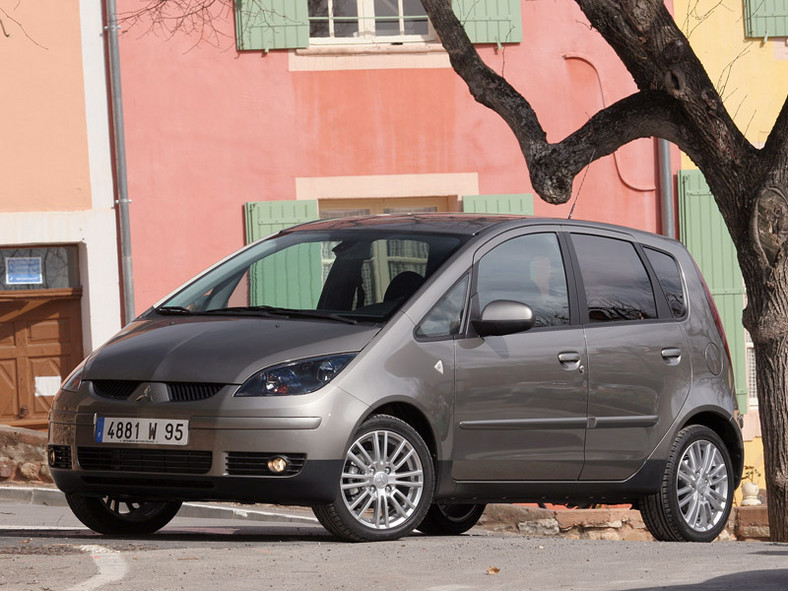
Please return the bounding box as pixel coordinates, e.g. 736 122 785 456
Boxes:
66 545 128 591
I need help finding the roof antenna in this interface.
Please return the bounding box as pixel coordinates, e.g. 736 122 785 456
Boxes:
568 149 596 220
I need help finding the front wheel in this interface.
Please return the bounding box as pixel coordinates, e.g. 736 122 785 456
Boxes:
640 425 733 542
417 503 486 535
312 415 435 542
65 493 182 535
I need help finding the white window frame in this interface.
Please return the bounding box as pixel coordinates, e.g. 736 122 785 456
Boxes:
746 329 759 408
308 0 436 45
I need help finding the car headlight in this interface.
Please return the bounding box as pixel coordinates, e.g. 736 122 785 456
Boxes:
235 353 357 397
61 359 88 393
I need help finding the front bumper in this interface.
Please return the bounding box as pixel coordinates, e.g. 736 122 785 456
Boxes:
48 384 368 505
49 458 343 505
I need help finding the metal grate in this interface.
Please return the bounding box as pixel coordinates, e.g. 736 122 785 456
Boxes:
90 380 225 402
167 383 224 402
91 380 140 400
226 452 306 476
77 447 212 474
48 445 72 469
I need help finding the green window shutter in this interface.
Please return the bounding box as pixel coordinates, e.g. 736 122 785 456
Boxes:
244 200 320 308
244 199 318 243
678 170 748 411
234 0 309 51
452 0 523 45
744 0 788 38
462 193 533 214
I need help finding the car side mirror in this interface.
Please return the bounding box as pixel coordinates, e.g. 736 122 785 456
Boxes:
472 300 535 337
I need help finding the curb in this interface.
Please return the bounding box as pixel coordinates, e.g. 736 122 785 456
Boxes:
0 486 318 525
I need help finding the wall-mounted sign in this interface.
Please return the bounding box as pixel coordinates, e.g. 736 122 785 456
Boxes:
5 257 43 285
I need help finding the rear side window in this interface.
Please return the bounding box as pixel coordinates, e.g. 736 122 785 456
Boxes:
644 247 686 318
572 234 657 323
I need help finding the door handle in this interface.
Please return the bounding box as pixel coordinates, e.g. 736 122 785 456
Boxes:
558 352 584 372
661 348 682 366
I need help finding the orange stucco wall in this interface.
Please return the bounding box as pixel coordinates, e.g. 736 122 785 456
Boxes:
1 0 92 212
118 0 668 313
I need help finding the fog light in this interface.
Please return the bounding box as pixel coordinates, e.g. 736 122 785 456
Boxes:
268 457 288 473
48 448 56 466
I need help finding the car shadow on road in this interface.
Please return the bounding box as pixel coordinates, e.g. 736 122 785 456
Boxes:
622 569 788 591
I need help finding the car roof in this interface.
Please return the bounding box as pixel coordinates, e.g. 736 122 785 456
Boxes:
283 213 671 243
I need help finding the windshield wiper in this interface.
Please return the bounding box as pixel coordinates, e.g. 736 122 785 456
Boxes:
202 305 357 324
155 305 193 315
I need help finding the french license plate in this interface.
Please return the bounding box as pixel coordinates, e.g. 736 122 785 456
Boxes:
95 417 189 445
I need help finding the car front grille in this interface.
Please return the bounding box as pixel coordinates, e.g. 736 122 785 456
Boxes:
167 382 224 402
91 380 140 400
89 380 225 402
226 452 306 476
77 447 212 474
48 445 72 469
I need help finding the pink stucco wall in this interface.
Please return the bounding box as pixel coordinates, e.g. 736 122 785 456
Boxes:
1 1 92 212
118 0 668 313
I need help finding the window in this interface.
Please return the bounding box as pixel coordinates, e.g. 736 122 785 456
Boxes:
235 0 522 51
744 0 788 38
571 234 657 323
416 275 469 338
0 246 79 292
308 0 433 43
644 247 686 318
476 233 570 328
169 229 464 322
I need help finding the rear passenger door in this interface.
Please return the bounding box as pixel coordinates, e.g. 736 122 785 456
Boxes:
568 231 691 481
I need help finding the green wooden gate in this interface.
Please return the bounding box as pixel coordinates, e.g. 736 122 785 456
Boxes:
678 170 748 412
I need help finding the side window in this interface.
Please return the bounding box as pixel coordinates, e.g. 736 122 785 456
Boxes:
476 233 570 328
416 275 469 339
644 247 686 318
572 234 657 323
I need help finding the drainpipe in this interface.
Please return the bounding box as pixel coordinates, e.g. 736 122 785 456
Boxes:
104 0 135 324
658 138 676 240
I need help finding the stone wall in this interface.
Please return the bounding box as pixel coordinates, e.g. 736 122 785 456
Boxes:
0 425 52 484
479 504 770 542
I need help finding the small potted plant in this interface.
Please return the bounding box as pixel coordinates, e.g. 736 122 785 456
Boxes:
741 465 762 506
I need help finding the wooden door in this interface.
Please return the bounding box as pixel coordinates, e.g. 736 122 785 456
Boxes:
0 289 83 429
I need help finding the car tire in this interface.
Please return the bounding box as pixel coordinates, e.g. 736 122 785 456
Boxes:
640 425 733 542
65 493 182 535
417 503 486 535
312 414 434 542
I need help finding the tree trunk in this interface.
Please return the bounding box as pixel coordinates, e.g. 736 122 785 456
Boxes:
741 177 788 542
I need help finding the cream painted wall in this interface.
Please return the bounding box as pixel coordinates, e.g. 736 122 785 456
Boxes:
675 0 788 161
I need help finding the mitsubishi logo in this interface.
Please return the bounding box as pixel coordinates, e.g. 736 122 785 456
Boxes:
135 385 153 403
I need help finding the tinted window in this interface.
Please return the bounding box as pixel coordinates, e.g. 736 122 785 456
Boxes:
416 275 469 338
644 247 686 318
476 233 570 327
572 234 657 323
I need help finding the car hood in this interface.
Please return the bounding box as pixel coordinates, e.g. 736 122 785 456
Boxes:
84 315 381 384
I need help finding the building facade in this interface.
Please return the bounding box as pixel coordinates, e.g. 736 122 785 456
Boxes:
0 0 121 429
115 0 673 313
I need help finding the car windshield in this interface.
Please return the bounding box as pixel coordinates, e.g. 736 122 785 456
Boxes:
155 229 466 323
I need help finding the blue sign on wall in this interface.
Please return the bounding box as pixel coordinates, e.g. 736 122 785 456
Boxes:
6 257 43 285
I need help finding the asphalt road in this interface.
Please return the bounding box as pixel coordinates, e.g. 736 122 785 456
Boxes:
1 500 787 591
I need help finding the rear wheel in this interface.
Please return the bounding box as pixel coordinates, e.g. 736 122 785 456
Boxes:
640 425 733 542
312 415 434 542
417 503 486 535
65 493 182 535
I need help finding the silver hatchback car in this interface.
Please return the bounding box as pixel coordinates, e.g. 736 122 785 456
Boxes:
49 215 743 542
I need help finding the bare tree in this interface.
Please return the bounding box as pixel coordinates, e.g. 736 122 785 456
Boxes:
421 0 788 541
121 0 788 541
